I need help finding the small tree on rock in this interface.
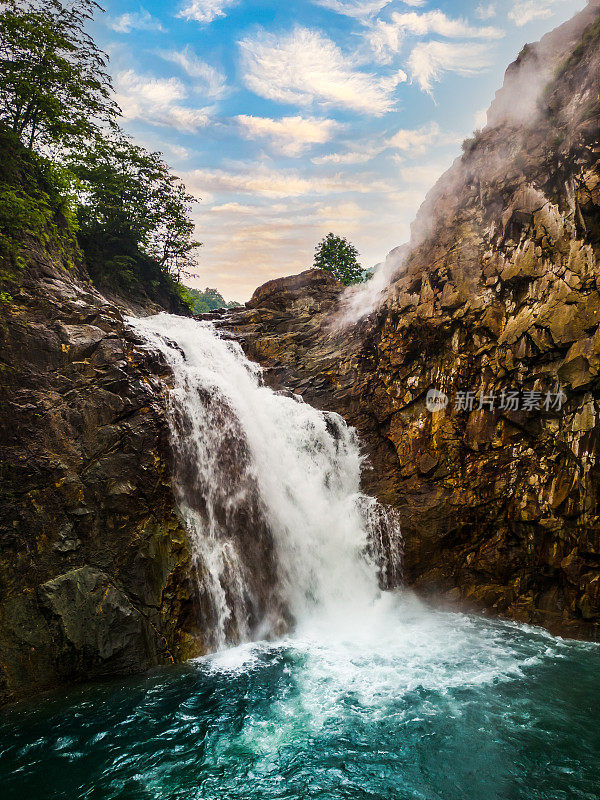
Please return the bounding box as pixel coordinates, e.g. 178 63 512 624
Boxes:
313 232 363 285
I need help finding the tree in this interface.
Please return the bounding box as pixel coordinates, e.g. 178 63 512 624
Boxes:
181 287 241 315
313 232 364 285
0 0 202 313
70 132 201 283
0 0 117 150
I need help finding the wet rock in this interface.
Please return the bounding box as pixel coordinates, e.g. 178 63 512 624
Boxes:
0 255 203 705
39 567 156 667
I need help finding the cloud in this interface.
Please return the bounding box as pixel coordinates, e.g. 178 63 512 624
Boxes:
108 9 165 33
312 148 380 165
317 201 368 221
177 0 237 24
239 26 406 115
236 115 340 156
115 69 212 132
187 167 332 198
209 202 257 214
387 121 444 153
408 41 493 94
368 10 503 63
311 0 394 18
475 3 496 20
185 164 391 198
166 143 192 161
159 46 228 99
508 1 566 27
313 121 458 165
400 161 451 185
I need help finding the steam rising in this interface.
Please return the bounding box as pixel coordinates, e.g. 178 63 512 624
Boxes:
335 0 598 326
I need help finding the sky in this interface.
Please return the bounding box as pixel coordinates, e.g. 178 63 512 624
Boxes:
92 0 586 301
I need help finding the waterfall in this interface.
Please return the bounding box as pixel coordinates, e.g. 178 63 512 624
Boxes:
129 314 402 650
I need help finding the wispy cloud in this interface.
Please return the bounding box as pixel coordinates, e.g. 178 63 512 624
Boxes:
317 201 369 221
368 10 504 63
400 161 451 185
408 41 493 94
236 115 340 157
475 3 497 20
108 8 165 33
508 1 567 27
177 0 237 25
115 69 212 132
159 46 228 99
312 120 457 165
185 164 392 198
312 146 381 165
311 0 395 18
387 121 458 152
239 27 406 115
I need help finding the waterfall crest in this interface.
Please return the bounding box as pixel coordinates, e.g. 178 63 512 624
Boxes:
129 314 402 650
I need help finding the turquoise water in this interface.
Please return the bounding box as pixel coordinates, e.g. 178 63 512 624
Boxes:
1 595 599 800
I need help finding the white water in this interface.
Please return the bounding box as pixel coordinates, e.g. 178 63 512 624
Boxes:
126 313 580 755
129 314 402 649
4 313 595 800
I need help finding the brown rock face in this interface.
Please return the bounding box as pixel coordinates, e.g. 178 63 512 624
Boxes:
0 247 204 705
247 269 343 311
221 4 600 640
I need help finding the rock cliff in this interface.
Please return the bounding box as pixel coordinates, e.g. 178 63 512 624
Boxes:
222 1 600 640
0 237 206 705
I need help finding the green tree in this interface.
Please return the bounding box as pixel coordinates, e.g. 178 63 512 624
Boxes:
70 132 201 287
181 287 240 315
0 0 117 150
0 0 202 313
313 232 364 285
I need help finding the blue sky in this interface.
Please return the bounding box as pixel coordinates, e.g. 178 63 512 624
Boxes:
92 0 586 300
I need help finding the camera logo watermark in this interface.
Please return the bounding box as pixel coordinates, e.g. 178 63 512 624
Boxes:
426 389 450 413
426 389 566 413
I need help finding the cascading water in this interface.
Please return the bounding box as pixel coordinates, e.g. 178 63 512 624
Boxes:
2 314 599 800
128 313 402 649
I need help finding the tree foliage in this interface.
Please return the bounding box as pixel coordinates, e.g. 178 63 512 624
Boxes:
313 232 364 286
0 0 117 149
0 126 78 269
181 287 241 314
0 1 203 311
70 133 201 281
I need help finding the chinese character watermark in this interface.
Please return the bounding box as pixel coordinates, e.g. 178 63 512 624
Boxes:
426 388 566 413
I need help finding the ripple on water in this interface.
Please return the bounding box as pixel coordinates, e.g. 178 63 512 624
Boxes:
2 595 598 800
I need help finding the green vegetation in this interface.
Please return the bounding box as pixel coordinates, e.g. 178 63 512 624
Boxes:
0 0 117 149
181 287 241 315
313 233 365 286
461 129 482 154
0 0 203 311
69 132 200 303
0 126 78 274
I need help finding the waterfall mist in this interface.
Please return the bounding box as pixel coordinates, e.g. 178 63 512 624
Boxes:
334 0 599 327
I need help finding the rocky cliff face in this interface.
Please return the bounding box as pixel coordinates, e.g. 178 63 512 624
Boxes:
0 241 206 705
222 2 600 640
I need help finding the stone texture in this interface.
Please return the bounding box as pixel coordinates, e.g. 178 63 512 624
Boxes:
0 247 204 705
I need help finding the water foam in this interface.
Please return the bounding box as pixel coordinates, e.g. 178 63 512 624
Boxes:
129 314 401 648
